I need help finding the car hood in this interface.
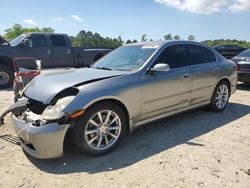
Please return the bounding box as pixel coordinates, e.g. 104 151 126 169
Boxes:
24 68 128 104
231 56 250 63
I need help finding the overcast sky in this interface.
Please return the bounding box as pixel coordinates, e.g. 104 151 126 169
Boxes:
1 0 250 41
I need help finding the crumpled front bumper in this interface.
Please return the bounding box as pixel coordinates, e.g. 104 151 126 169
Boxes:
12 115 70 159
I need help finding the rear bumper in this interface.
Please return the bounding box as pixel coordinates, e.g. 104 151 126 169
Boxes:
238 71 250 83
12 115 70 159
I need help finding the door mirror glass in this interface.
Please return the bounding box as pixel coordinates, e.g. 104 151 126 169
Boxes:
151 63 170 72
22 39 32 48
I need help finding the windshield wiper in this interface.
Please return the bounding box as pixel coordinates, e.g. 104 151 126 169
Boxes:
94 67 114 71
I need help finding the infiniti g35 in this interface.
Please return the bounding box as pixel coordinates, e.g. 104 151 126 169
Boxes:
0 41 238 159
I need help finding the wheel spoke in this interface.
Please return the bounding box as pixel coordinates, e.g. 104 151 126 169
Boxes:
85 129 98 135
89 119 99 127
98 112 103 124
107 126 120 131
107 132 118 139
104 135 109 146
97 134 103 149
104 111 112 125
107 116 118 127
220 86 225 94
88 135 99 144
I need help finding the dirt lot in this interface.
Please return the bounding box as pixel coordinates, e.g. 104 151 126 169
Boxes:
0 84 250 188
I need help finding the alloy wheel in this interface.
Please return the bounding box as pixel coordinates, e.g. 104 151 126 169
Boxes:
215 84 229 109
0 71 9 85
84 110 122 150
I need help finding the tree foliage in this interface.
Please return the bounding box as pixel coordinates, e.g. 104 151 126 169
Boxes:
3 23 54 40
188 35 195 41
71 30 123 48
201 39 250 48
2 24 250 48
141 34 147 42
174 35 181 40
164 33 172 40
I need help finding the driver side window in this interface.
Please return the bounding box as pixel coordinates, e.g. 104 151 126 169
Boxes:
154 45 187 69
27 35 47 48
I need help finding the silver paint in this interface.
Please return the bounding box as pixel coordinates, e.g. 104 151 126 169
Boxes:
12 40 238 158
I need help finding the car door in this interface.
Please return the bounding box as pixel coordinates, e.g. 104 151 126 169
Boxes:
141 44 192 120
185 44 219 105
17 34 52 68
49 35 73 67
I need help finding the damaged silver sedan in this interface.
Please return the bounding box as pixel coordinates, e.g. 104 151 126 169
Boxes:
0 41 238 159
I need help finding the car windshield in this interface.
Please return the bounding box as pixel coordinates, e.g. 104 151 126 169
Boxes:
238 49 250 57
92 45 158 71
10 34 26 46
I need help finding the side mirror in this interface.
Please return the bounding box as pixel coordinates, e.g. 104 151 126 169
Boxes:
150 63 170 72
22 39 32 48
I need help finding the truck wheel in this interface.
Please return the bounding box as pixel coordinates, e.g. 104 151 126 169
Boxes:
72 102 127 155
0 65 14 89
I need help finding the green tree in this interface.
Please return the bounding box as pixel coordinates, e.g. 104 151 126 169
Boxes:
164 33 172 40
3 23 54 40
118 35 123 46
188 35 195 41
174 35 181 40
141 34 147 42
40 27 54 33
132 39 138 43
126 40 132 44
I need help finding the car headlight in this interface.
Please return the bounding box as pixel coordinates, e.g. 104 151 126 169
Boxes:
42 96 75 120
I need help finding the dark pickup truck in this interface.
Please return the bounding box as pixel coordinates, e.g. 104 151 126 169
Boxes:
0 33 111 88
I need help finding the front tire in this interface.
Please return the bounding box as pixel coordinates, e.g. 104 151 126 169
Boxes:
72 102 127 155
210 81 230 112
0 65 14 89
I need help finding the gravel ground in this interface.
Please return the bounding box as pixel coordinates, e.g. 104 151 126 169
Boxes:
0 84 249 188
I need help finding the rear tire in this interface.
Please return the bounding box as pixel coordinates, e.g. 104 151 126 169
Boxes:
72 102 127 155
210 81 230 112
0 65 14 89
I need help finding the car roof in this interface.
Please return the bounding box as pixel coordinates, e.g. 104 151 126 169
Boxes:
25 32 66 36
126 40 207 47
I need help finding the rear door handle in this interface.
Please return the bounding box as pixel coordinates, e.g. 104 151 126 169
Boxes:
213 67 220 72
47 49 51 55
67 49 71 55
181 73 190 79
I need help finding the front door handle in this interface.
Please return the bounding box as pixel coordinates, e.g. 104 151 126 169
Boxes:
47 49 51 55
181 73 190 79
67 49 71 55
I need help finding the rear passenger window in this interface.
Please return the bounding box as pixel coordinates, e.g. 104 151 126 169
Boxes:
186 44 216 65
154 45 187 69
50 35 67 47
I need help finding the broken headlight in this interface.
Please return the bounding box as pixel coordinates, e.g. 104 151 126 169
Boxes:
42 96 75 120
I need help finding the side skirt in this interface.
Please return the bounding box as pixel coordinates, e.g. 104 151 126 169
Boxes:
129 100 210 133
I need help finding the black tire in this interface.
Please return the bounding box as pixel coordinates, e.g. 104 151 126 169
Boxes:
0 65 14 89
72 102 127 155
210 80 230 112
